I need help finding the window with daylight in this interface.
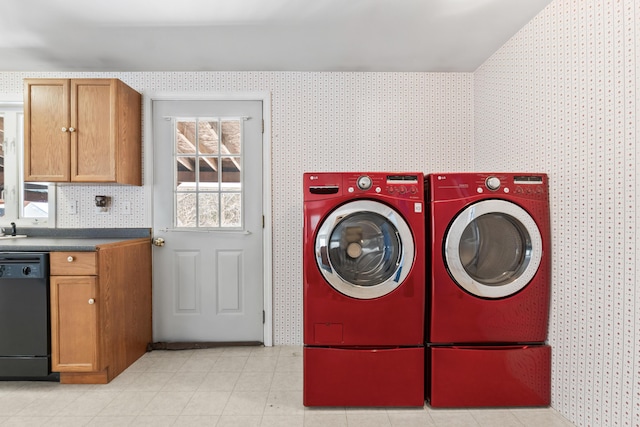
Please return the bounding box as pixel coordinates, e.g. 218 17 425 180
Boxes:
0 103 54 226
174 117 243 229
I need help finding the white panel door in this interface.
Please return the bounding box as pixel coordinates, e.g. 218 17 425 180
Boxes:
152 100 264 342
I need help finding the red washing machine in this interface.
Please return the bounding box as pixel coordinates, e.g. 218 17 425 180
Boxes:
303 172 425 407
426 173 551 407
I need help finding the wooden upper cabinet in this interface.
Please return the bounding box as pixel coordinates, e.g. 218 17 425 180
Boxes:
24 78 142 185
23 79 71 181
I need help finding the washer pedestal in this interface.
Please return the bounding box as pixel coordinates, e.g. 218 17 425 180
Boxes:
304 346 424 407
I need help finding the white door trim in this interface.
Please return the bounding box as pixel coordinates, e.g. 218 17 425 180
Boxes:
143 91 273 346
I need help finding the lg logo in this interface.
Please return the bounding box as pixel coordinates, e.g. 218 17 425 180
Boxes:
437 175 447 180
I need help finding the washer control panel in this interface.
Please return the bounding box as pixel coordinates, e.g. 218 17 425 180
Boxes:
346 173 422 199
304 172 424 202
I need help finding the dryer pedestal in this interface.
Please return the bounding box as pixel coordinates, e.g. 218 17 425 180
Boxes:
428 345 551 407
426 173 552 408
304 346 424 407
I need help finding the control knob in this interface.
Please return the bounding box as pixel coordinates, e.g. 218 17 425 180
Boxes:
486 176 501 191
357 176 372 190
22 266 31 276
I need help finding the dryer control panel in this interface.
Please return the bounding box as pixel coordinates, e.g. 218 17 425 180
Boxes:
428 173 547 202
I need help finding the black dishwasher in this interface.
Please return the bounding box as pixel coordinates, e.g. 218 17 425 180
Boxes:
0 252 56 379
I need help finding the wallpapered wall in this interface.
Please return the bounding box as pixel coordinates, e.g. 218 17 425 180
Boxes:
7 3 634 422
0 71 474 345
475 0 639 426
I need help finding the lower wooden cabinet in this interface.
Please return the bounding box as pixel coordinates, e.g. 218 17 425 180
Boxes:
50 276 98 372
49 238 151 384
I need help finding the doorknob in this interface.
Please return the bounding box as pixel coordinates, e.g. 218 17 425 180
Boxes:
152 237 165 247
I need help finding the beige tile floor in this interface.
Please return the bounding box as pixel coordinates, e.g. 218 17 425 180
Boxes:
0 346 575 426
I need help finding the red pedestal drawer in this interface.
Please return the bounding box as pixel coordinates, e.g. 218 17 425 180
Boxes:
304 346 424 407
429 344 551 408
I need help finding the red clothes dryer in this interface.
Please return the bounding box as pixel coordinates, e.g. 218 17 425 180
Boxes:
427 173 551 407
303 172 425 407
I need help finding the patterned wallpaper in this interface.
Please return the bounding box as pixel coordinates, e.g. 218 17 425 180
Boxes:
0 71 474 345
475 0 639 426
2 2 635 423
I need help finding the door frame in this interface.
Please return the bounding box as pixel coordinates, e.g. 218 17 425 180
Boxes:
143 91 273 346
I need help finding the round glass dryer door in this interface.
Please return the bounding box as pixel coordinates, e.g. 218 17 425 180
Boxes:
444 200 542 299
315 200 414 299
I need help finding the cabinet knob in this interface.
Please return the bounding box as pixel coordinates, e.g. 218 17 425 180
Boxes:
69 127 76 132
67 256 74 262
88 298 95 305
61 127 68 132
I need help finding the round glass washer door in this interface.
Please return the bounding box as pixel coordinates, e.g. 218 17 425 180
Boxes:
315 200 414 299
444 199 542 299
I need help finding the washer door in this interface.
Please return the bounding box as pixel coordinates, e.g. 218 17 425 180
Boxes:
444 200 542 299
315 200 414 299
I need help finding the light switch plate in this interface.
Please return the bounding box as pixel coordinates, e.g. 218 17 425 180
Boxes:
68 200 77 215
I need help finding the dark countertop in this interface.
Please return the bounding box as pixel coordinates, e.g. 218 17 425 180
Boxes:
0 228 151 252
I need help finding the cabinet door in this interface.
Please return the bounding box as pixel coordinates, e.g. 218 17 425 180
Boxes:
71 79 117 182
50 276 99 372
23 79 71 181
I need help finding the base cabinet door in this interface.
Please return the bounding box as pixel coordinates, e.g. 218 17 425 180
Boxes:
50 276 98 372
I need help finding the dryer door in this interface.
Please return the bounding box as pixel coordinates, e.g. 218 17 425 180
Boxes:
315 200 414 299
444 199 542 299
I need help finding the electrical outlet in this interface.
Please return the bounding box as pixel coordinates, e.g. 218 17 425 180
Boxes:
68 200 77 215
122 201 132 215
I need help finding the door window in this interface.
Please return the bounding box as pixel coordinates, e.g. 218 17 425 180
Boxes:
174 117 243 229
445 200 542 299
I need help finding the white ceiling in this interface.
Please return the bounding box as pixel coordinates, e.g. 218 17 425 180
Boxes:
0 0 552 72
